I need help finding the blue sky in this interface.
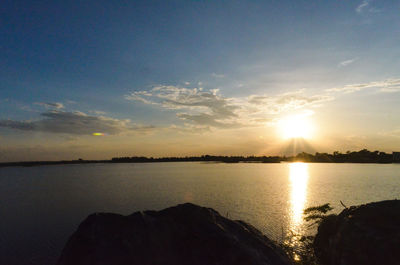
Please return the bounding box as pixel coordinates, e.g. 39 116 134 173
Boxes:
1 0 400 161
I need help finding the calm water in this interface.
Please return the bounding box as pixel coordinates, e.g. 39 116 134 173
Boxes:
1 162 399 265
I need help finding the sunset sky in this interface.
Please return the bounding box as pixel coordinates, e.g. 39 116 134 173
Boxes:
1 0 400 161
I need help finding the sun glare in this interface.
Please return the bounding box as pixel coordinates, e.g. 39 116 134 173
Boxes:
289 162 309 228
278 114 314 139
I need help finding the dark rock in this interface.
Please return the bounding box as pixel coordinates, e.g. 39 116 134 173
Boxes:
57 203 291 265
314 200 400 265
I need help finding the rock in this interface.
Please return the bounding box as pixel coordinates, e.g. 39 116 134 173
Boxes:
314 200 400 265
57 203 291 265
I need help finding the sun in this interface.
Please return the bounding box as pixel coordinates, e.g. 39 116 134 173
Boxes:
278 114 314 139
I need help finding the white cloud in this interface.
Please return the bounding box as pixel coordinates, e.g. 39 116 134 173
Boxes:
356 0 370 13
125 93 157 105
211 73 225 78
126 86 332 129
356 0 380 14
0 110 155 135
379 80 400 93
125 77 400 131
127 86 237 117
327 79 400 94
90 110 107 115
338 58 357 67
247 90 333 113
126 86 241 129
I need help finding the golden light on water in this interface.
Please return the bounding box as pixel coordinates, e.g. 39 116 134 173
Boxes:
286 162 310 261
289 162 309 230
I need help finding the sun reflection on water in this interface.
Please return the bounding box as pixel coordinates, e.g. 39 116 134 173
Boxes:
286 162 310 261
289 162 309 231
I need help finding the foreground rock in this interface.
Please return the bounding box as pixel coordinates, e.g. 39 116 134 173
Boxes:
57 203 291 265
314 200 400 265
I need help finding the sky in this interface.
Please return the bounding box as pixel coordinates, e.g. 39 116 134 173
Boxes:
1 0 400 161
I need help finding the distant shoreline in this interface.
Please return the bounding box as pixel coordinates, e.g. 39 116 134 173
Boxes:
1 149 399 168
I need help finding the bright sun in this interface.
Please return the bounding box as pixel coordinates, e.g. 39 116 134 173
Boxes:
278 114 314 139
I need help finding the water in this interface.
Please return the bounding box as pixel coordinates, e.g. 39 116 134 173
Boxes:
1 162 399 265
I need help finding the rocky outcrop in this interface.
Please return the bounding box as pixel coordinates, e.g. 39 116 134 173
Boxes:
314 200 400 265
57 203 291 265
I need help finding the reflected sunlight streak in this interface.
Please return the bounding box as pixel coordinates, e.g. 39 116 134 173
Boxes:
289 162 309 230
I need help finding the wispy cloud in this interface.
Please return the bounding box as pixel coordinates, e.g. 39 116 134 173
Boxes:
379 128 400 138
34 102 65 109
126 86 332 130
356 0 380 14
338 58 357 67
326 79 400 94
356 0 370 13
211 73 225 78
65 100 77 105
125 76 400 131
379 87 400 93
177 113 240 129
246 90 333 113
126 86 240 129
90 110 107 115
0 110 154 135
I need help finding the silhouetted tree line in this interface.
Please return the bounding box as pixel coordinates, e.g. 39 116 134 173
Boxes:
111 149 396 164
0 159 109 168
111 155 281 163
0 149 397 168
288 149 394 163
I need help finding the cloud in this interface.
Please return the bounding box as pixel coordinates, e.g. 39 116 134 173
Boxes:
176 113 241 129
211 73 225 78
379 87 400 93
356 0 380 14
126 86 241 129
126 86 332 129
90 110 107 115
35 102 65 109
0 110 154 135
379 128 400 138
338 58 357 67
127 86 237 116
356 0 370 13
125 76 400 131
125 91 157 105
246 90 333 114
327 79 400 94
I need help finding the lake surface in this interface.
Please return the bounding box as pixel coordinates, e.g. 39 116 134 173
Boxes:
1 162 400 265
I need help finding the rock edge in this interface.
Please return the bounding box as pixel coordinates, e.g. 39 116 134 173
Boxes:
57 203 291 265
